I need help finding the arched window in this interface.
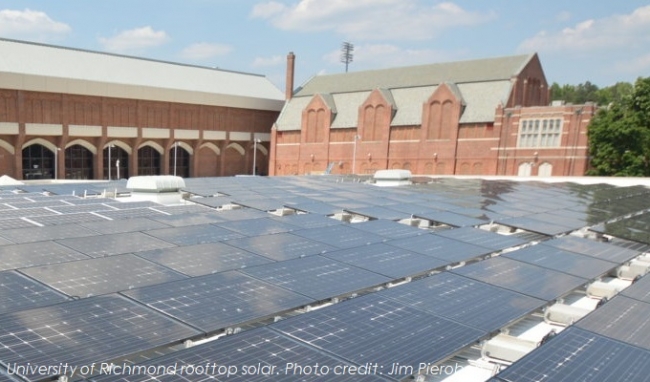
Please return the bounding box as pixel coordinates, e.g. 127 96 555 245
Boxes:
104 146 129 180
138 146 161 176
65 145 94 179
169 145 190 177
22 144 54 179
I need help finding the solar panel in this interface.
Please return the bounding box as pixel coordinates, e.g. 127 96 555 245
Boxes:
231 197 286 211
591 213 650 245
0 294 200 382
451 257 588 301
95 207 165 220
0 207 54 220
0 224 100 244
349 219 426 239
503 244 618 279
284 200 342 215
495 216 575 235
542 236 640 264
0 271 69 314
323 243 447 279
414 211 486 227
272 294 486 379
143 224 245 246
0 241 90 271
434 227 530 251
147 212 226 227
621 274 650 303
189 196 231 208
0 218 38 230
56 231 176 257
80 217 171 234
91 327 390 382
291 225 386 249
379 273 546 332
491 327 650 382
387 234 493 264
20 254 187 298
343 206 411 221
576 295 650 350
225 232 337 261
29 212 111 226
121 271 314 333
217 217 296 236
136 242 273 277
214 208 270 221
270 213 343 229
242 255 391 300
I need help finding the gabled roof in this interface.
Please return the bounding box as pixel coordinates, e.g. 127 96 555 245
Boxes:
295 54 534 96
0 38 285 111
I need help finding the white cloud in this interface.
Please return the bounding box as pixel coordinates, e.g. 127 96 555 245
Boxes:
0 8 71 41
252 55 284 67
519 5 650 53
180 42 232 60
99 26 169 54
251 0 493 40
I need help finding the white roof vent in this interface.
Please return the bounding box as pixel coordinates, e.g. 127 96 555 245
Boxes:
373 169 412 187
126 175 185 193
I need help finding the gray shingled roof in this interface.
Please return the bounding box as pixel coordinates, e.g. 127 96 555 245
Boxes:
275 54 533 131
295 54 533 96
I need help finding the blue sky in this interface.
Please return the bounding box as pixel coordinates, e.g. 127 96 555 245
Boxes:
0 1 649 93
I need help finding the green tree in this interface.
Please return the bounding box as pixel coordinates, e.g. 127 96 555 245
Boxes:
587 77 650 176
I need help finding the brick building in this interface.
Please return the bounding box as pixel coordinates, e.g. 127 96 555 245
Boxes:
0 38 284 180
271 53 595 177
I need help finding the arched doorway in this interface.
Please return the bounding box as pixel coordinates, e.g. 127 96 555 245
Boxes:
518 162 533 176
65 145 94 179
538 162 553 177
169 145 190 177
22 144 54 179
104 145 129 180
138 146 161 176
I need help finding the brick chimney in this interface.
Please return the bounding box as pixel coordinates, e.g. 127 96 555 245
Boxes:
286 52 295 100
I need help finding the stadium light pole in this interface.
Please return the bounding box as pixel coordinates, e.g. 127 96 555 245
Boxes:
173 142 178 176
253 139 261 175
352 135 360 174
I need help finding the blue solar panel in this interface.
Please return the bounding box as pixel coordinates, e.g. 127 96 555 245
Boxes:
242 255 391 300
387 234 493 264
225 232 337 261
121 271 314 333
0 271 69 314
490 327 650 382
91 327 392 381
452 257 588 301
272 293 486 379
575 295 650 350
0 294 200 382
621 274 650 303
323 243 447 279
503 244 618 279
379 273 546 332
291 224 386 249
434 227 530 251
543 236 640 264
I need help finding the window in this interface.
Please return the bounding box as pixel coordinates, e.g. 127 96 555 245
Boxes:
518 118 562 148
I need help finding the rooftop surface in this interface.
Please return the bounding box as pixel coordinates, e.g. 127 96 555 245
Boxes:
0 175 649 381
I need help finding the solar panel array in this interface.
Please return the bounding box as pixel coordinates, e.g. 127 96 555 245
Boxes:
0 176 649 381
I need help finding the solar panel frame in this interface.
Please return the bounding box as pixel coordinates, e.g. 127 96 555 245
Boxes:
291 224 387 249
503 244 619 279
143 224 246 246
135 242 273 277
349 219 427 240
490 326 650 382
451 257 588 301
621 274 650 303
90 327 392 382
322 243 448 279
272 293 486 378
242 255 391 300
0 294 200 382
0 270 69 314
575 295 650 350
216 217 296 237
386 234 493 264
0 224 100 244
80 217 172 234
56 231 177 257
224 232 337 261
121 271 314 333
19 254 187 298
542 236 640 264
379 272 547 332
433 227 530 251
269 213 343 229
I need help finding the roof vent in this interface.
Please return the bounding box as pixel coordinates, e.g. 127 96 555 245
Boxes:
373 169 412 187
125 175 186 205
